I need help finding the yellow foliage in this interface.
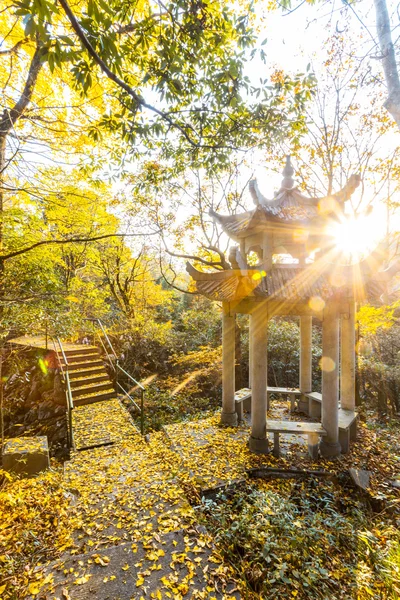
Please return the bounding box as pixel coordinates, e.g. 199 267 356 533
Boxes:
357 302 399 335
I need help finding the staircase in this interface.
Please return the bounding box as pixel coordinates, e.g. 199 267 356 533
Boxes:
57 344 131 452
61 345 115 407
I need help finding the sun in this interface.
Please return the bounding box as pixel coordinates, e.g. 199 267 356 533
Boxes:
328 211 385 264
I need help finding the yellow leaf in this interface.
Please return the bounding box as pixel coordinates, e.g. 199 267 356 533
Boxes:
122 564 130 571
0 584 6 594
74 575 91 585
28 582 42 595
65 295 80 303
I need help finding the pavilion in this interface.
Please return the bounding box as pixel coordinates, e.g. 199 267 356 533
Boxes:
187 156 396 458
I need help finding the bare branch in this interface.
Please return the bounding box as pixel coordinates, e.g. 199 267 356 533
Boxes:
1 229 160 261
0 39 27 56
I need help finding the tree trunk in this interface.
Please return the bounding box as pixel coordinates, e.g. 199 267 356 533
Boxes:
0 43 44 317
374 0 400 129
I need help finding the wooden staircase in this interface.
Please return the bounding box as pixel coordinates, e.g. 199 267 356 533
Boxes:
61 346 116 407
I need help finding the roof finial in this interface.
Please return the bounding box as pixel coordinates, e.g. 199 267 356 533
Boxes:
281 155 294 190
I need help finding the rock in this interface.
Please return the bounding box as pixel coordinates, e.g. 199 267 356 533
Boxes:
26 379 41 404
53 373 66 405
38 400 55 421
349 468 371 491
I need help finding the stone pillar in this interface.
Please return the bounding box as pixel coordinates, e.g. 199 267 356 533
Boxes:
248 319 253 388
319 308 341 457
298 315 313 414
340 302 356 412
249 302 269 453
221 304 238 426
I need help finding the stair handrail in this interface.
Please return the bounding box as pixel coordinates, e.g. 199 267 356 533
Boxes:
87 317 146 435
52 336 75 450
86 318 117 372
115 364 145 435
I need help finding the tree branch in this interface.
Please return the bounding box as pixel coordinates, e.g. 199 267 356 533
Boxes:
0 42 44 136
1 230 160 261
202 245 231 270
57 0 201 148
163 246 225 269
0 39 27 56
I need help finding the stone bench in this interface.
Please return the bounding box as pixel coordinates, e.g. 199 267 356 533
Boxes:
234 388 252 421
338 409 358 454
265 420 327 459
234 387 301 420
267 387 301 412
305 392 322 418
304 392 358 453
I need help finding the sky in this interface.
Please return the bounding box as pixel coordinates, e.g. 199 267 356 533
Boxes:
163 0 399 265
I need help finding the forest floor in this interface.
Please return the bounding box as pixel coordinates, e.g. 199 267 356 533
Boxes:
1 401 400 599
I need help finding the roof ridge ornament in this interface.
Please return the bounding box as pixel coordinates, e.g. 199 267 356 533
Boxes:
281 155 294 190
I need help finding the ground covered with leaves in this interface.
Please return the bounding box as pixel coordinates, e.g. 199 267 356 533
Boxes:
1 403 400 599
199 478 400 599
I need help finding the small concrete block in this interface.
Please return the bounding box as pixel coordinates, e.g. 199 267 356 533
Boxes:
3 436 50 477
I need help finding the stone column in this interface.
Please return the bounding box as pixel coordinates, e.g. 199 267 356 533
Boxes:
319 307 341 457
249 302 269 453
221 304 238 426
298 315 313 414
248 320 253 388
340 302 356 412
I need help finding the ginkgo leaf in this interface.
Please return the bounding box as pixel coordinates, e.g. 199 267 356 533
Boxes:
74 575 91 585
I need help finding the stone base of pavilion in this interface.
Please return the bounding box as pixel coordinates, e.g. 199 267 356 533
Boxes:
162 403 329 490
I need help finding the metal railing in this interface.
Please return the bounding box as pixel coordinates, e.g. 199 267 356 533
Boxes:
51 336 75 450
86 318 146 434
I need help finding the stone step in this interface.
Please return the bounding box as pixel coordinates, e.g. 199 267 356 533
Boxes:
68 366 108 379
73 390 116 406
71 381 113 397
64 352 101 364
70 374 110 388
68 359 104 371
38 528 238 599
63 345 98 356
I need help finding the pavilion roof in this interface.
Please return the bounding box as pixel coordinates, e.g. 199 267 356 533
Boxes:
186 262 341 303
210 156 361 241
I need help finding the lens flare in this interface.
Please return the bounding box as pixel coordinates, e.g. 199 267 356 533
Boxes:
328 212 384 264
320 356 336 372
309 296 325 312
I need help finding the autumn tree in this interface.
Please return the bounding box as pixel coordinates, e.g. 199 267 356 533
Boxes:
280 0 400 131
0 1 316 330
